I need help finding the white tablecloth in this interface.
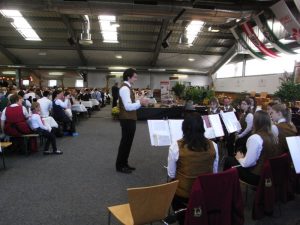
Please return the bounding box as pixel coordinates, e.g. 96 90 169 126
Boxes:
42 116 58 128
90 99 100 106
72 104 88 112
80 101 93 108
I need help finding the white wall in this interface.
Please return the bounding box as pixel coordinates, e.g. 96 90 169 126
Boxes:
213 73 284 94
39 72 212 90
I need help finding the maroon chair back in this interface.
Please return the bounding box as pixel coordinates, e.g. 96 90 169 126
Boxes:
184 168 244 225
269 153 290 203
252 153 290 220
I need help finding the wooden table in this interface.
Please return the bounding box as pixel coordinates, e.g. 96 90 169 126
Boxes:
1 142 12 169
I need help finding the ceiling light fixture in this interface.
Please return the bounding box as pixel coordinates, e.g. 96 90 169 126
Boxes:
184 20 204 46
115 55 122 59
98 15 119 43
2 71 16 75
79 15 93 45
188 58 195 61
49 72 64 76
208 26 220 33
108 66 127 70
148 68 166 72
0 10 41 41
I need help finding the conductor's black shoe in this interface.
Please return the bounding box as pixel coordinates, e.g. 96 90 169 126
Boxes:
116 167 132 174
126 165 136 171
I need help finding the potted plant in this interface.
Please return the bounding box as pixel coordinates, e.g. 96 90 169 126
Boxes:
184 86 203 104
111 106 120 120
274 81 300 105
172 82 186 99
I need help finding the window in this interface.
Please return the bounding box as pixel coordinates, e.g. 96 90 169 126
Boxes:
216 61 243 78
48 80 57 87
245 54 297 76
22 80 29 86
75 79 84 88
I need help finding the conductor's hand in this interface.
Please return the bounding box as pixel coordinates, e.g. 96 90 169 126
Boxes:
140 97 149 107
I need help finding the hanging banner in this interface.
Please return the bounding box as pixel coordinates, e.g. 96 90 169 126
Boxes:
271 0 300 44
253 12 296 55
241 22 278 58
294 0 300 14
230 26 265 60
160 80 170 104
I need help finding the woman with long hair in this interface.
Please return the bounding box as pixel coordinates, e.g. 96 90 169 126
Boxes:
224 111 279 186
167 112 219 225
235 98 254 154
271 103 297 154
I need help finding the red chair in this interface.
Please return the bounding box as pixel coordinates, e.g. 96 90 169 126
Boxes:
252 153 290 220
184 168 244 225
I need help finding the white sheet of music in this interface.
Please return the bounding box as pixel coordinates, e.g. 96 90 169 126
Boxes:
286 136 300 174
147 120 171 146
220 112 242 134
168 120 183 143
202 115 216 139
208 114 224 137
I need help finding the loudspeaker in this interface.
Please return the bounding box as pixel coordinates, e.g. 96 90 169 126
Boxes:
162 40 169 49
67 37 76 46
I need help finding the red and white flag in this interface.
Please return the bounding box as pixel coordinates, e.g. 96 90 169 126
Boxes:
241 22 278 58
271 0 300 44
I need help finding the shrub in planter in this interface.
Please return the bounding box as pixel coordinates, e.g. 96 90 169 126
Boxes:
111 106 120 120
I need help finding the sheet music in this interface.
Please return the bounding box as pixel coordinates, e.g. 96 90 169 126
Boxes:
202 115 216 139
208 114 224 137
147 120 171 146
286 136 300 174
168 120 183 143
220 112 242 134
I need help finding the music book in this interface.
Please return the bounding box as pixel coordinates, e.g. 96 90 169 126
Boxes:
148 116 225 146
220 111 242 134
202 115 225 139
286 136 300 174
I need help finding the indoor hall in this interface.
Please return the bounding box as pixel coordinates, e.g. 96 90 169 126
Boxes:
0 0 300 225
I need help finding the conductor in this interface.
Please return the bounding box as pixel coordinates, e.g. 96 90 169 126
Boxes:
116 68 148 173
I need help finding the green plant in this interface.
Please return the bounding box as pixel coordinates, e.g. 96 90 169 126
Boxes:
184 86 203 104
172 82 186 98
111 106 120 119
274 81 300 103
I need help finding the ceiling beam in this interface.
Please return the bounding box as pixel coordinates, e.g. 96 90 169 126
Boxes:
208 44 237 75
152 19 169 66
60 14 87 66
3 44 225 55
0 0 248 22
0 43 21 64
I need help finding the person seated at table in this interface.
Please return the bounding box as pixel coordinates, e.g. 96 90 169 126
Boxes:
224 111 280 186
64 91 73 120
52 90 78 136
271 103 297 154
79 88 91 101
167 112 219 225
18 90 32 114
37 90 53 118
208 97 222 115
29 102 62 155
249 96 257 113
1 94 32 137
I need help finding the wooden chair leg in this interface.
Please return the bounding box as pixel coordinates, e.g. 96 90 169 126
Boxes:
108 211 111 225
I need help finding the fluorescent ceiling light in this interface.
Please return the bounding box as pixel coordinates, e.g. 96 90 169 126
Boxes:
0 10 41 41
148 68 166 72
49 72 63 76
110 71 123 75
208 26 220 32
188 58 195 62
185 20 204 45
108 66 127 70
2 71 16 75
98 15 119 43
115 55 122 59
173 74 188 79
